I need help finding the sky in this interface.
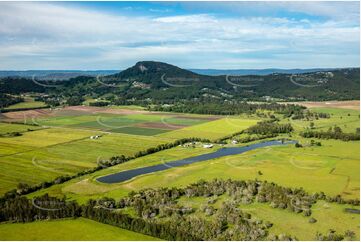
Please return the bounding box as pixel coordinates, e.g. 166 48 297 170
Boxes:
0 1 359 70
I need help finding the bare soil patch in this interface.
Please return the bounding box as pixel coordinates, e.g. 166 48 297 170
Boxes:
65 106 149 115
0 109 52 121
285 100 360 110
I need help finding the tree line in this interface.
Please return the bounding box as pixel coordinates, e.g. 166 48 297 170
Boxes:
300 126 360 141
0 93 23 109
245 121 294 135
149 101 306 116
291 110 330 120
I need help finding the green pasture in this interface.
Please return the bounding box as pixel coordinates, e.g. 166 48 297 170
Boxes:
28 138 359 204
4 97 46 110
283 107 360 133
0 218 159 241
111 126 170 135
0 128 95 148
0 122 43 135
243 201 359 240
28 145 219 202
158 117 259 140
0 127 173 195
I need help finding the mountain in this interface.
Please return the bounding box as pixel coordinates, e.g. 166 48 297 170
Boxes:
0 68 341 80
0 70 119 80
189 68 338 76
0 61 359 103
104 61 359 101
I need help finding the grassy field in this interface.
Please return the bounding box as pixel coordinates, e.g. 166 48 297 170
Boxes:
0 122 43 135
0 107 259 195
0 105 359 240
4 97 47 110
282 107 360 133
244 201 359 240
0 125 173 195
28 145 220 202
29 138 359 202
158 117 259 140
0 218 159 240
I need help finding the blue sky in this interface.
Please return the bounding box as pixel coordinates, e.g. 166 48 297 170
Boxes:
0 1 359 70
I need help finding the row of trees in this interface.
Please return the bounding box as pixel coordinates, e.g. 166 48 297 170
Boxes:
0 194 81 223
215 120 293 144
245 121 294 135
235 134 278 143
291 110 330 120
300 126 360 141
149 101 305 116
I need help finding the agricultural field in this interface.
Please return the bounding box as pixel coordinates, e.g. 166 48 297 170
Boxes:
0 106 259 195
29 138 359 202
0 122 43 135
19 106 359 240
0 218 159 240
0 105 359 240
4 96 47 110
158 116 259 140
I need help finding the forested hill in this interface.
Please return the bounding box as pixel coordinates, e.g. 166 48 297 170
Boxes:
0 61 359 105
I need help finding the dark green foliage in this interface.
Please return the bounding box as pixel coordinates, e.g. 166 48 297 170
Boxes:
0 132 22 137
0 194 81 223
245 121 294 135
0 93 23 108
89 101 109 107
150 101 305 116
291 110 330 120
0 77 46 94
66 96 84 106
300 126 360 141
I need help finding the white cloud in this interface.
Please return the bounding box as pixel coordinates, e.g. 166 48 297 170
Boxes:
0 1 358 69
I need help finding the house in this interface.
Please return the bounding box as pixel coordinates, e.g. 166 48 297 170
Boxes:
90 135 100 140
